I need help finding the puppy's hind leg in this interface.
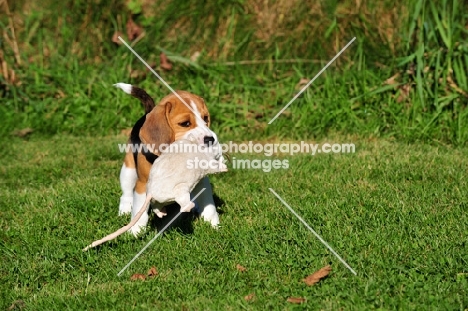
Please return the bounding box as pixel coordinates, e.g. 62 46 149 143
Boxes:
192 177 219 227
119 153 138 215
130 181 150 236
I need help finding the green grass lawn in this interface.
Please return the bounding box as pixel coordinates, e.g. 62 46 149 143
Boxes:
1 0 468 309
1 134 467 309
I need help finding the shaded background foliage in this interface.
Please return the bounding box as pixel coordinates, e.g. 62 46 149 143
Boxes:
0 0 468 143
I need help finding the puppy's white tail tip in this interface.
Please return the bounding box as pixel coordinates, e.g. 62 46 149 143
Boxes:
113 82 132 94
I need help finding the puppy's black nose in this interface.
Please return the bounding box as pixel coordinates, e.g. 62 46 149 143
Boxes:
204 136 215 146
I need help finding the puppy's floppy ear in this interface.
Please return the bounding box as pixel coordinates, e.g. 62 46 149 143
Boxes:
140 102 174 155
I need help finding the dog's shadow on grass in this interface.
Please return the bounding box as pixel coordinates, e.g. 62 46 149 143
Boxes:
149 203 195 235
149 193 226 235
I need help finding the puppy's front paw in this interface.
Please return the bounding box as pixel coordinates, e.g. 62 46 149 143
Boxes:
202 209 220 228
209 213 220 228
129 224 146 237
119 196 133 215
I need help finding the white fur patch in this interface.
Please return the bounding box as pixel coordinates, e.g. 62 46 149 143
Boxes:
119 164 137 215
182 100 218 145
192 177 220 227
113 83 132 94
190 100 204 126
130 191 149 236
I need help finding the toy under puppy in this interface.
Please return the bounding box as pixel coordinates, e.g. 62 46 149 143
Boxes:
83 137 227 251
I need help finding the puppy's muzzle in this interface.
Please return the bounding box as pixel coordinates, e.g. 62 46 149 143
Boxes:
204 136 215 146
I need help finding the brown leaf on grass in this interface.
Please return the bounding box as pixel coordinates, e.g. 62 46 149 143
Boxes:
298 77 309 85
244 293 255 301
287 297 306 304
127 64 147 79
247 111 264 120
295 77 310 90
7 300 25 310
130 273 146 281
130 69 146 79
12 128 33 138
384 72 400 85
236 264 247 272
56 90 66 98
190 51 201 62
447 75 468 97
145 62 157 72
148 266 158 277
0 50 21 86
302 265 332 286
396 84 411 103
160 53 172 71
406 63 415 76
1 56 8 78
126 17 143 41
112 31 124 45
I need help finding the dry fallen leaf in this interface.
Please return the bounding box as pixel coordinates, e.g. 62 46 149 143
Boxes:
298 78 309 85
295 77 310 90
13 128 33 138
160 53 172 71
126 17 143 41
384 72 400 85
287 297 306 304
447 75 468 97
127 64 147 79
148 266 158 277
145 62 157 72
112 31 124 45
7 300 25 310
396 84 412 103
55 90 66 99
236 264 247 272
303 265 332 286
130 273 146 281
0 50 21 86
190 51 201 62
130 69 146 79
244 293 255 301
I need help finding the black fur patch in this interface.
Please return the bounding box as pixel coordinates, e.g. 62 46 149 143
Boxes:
131 87 155 114
130 115 159 165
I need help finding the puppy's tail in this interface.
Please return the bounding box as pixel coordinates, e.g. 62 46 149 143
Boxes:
82 195 152 251
114 82 155 114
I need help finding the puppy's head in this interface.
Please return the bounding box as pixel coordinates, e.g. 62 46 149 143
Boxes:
140 91 218 155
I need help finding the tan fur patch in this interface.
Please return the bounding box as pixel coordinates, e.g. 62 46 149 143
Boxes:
123 149 136 168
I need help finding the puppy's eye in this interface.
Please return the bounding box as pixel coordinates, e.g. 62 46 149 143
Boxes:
179 121 191 127
203 116 209 123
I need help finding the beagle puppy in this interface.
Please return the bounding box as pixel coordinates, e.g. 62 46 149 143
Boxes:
114 83 221 235
83 137 227 251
